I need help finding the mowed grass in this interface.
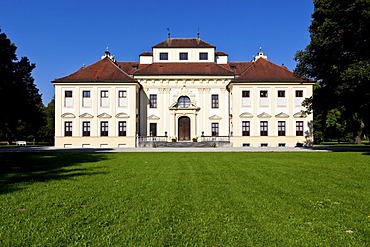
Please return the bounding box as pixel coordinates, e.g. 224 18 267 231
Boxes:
0 152 369 246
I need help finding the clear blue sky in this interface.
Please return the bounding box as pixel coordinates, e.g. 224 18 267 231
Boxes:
2 0 313 105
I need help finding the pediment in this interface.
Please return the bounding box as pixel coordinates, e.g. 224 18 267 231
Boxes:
293 111 307 118
257 112 272 118
275 112 289 118
239 112 254 118
97 113 112 118
116 112 130 118
148 115 160 120
79 113 94 118
61 113 76 118
209 115 222 120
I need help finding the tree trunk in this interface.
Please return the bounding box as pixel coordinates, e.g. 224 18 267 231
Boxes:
354 135 362 144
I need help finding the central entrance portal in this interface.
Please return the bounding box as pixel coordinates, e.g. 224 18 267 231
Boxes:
178 116 190 141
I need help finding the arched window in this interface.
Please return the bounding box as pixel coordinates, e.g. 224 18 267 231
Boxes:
177 96 191 108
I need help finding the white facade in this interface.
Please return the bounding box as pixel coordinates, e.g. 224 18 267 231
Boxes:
53 38 313 148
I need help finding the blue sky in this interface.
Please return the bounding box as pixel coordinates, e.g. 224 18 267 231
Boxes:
2 0 313 105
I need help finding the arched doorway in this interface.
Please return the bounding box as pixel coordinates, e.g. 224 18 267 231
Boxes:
178 116 190 141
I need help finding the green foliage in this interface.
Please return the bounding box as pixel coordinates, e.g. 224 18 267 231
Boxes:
0 152 369 246
39 98 55 143
0 29 45 143
295 0 370 142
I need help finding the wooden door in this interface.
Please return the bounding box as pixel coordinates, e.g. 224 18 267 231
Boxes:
178 117 190 141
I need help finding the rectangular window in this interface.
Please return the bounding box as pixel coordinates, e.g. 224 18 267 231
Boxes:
64 121 72 136
242 121 250 136
118 90 127 107
278 90 285 97
199 52 208 60
277 90 286 106
101 121 108 136
278 121 286 136
65 91 73 98
150 123 157 136
242 90 250 106
211 123 219 136
179 52 188 60
100 90 109 107
242 91 250 98
260 90 268 106
82 121 90 137
295 90 303 97
260 90 268 97
211 94 219 108
295 90 304 106
159 52 168 60
82 90 91 107
260 121 268 136
83 91 90 98
101 90 108 98
118 121 127 136
149 94 157 108
296 121 304 136
64 90 73 107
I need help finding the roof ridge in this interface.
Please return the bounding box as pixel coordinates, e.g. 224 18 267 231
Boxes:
237 59 256 77
102 57 134 79
105 57 132 76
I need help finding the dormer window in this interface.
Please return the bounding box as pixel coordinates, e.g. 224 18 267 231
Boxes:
160 53 168 60
179 52 188 60
132 65 138 70
230 65 236 70
199 52 208 60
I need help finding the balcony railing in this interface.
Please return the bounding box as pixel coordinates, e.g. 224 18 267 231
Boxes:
137 136 168 142
200 136 230 142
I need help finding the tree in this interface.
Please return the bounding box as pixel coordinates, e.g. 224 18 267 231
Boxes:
0 29 45 144
295 0 370 143
39 98 55 144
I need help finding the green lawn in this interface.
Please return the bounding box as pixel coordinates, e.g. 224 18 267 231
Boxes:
0 152 369 246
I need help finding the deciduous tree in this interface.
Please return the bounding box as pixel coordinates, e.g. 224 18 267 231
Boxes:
295 0 370 142
0 29 45 144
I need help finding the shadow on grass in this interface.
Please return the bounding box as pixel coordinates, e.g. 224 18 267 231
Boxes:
0 152 109 194
308 145 370 155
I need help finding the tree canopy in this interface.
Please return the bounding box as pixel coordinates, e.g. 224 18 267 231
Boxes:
295 0 370 142
0 29 46 144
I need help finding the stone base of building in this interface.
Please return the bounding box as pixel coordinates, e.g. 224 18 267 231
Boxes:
54 136 136 148
232 136 312 148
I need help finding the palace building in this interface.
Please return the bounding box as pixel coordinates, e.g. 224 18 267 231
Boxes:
52 37 313 148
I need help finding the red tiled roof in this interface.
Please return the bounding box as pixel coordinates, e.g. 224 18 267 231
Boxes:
117 62 150 75
53 57 136 83
220 62 253 75
133 63 234 76
215 51 228 56
152 38 216 48
233 58 309 83
140 52 153 56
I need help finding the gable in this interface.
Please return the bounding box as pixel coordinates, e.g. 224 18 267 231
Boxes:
97 113 112 118
209 115 222 120
293 111 307 118
257 112 272 118
148 115 160 120
239 112 254 118
275 112 290 118
61 113 76 118
116 112 130 118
